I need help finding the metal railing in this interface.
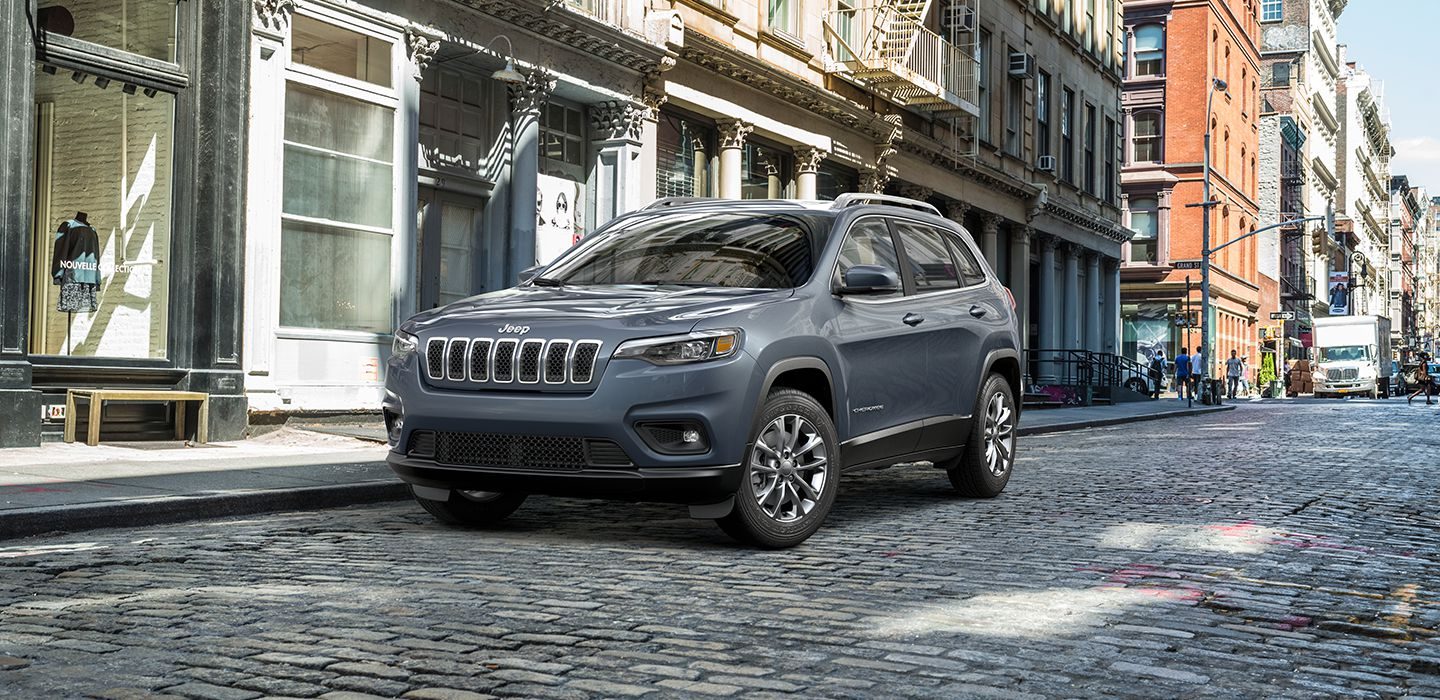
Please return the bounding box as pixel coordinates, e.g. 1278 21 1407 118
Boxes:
1024 348 1157 405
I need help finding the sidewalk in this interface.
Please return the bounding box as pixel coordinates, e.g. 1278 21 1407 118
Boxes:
1 400 1233 541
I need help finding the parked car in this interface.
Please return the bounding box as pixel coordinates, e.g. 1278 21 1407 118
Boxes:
383 194 1022 547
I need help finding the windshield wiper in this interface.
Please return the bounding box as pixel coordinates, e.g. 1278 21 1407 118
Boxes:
530 276 564 287
639 280 721 287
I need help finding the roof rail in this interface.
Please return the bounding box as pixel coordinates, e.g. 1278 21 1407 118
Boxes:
830 193 941 217
642 197 715 210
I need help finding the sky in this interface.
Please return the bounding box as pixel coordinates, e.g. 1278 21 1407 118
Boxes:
1337 0 1440 193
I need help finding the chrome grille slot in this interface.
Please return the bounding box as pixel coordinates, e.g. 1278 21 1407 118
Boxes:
468 339 492 381
446 339 468 380
572 341 601 383
518 340 544 383
1330 368 1358 381
426 339 447 380
544 340 571 383
493 339 518 383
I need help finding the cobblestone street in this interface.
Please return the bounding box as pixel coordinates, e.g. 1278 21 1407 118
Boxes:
2 400 1438 699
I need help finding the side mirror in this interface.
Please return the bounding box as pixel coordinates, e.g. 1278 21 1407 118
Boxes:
518 265 543 284
836 265 901 295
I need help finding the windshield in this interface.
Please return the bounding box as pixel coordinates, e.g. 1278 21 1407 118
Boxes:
1317 345 1370 363
543 212 814 289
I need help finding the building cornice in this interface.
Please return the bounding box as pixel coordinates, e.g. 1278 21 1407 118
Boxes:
452 0 672 78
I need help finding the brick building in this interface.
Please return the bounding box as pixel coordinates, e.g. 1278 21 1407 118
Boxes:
1119 0 1263 377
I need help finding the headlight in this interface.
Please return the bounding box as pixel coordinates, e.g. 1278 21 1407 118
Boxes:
392 329 419 360
613 329 743 365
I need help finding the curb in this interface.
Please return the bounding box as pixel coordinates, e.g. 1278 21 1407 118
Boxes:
1018 404 1236 437
0 480 410 542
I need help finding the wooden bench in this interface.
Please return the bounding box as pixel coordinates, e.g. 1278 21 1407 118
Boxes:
64 389 210 446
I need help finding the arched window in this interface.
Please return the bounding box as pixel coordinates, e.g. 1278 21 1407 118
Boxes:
1133 111 1163 162
1240 145 1247 188
1134 25 1165 77
1128 196 1160 264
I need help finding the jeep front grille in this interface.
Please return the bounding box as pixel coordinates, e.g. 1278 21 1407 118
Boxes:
424 337 602 386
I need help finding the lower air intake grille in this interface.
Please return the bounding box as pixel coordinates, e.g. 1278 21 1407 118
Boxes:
407 430 437 458
433 432 588 471
584 439 633 467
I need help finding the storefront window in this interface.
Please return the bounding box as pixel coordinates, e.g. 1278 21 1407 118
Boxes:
280 83 394 332
816 161 858 201
30 67 174 358
742 142 792 199
37 0 177 62
656 112 715 198
291 13 391 88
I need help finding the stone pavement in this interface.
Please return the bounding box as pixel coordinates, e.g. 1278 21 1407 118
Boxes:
0 402 1228 541
0 399 1436 698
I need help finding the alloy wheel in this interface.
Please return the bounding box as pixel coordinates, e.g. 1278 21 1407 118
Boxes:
983 391 1015 477
748 414 829 523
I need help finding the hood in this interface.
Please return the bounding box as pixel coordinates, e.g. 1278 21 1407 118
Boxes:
403 285 793 337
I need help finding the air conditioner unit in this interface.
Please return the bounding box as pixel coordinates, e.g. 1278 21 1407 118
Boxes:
1036 155 1057 172
1008 52 1035 78
941 5 976 32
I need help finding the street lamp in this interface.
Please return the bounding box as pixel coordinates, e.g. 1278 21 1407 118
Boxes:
1200 77 1229 394
485 35 527 84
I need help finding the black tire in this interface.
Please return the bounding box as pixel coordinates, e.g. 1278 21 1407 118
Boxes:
940 373 1016 498
717 388 839 549
1125 377 1149 395
412 486 527 526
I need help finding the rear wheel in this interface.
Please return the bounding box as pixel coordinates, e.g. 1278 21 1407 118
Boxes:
717 389 839 549
939 373 1016 498
412 487 527 526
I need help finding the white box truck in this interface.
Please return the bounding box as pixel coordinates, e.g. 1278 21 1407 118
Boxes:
1311 315 1393 398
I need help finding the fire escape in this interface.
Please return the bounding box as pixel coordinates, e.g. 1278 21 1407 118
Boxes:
824 1 982 162
1278 119 1311 350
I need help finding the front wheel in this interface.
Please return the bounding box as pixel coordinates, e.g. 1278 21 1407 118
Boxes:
717 389 839 549
939 373 1017 498
412 487 527 527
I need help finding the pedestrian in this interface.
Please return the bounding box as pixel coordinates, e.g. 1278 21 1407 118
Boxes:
1191 345 1205 402
1148 351 1166 399
1408 351 1436 406
1226 349 1244 400
1239 355 1251 397
1174 347 1191 401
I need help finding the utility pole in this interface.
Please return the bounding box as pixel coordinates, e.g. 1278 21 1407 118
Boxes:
1200 78 1228 402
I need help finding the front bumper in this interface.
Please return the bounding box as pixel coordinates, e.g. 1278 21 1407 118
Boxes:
1314 378 1376 394
382 348 761 503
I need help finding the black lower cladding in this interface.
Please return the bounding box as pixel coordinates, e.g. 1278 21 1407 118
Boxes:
388 453 745 503
407 430 631 470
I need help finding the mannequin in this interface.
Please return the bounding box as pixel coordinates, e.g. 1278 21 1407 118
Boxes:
51 211 101 315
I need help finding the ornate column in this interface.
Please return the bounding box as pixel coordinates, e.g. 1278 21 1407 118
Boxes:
794 147 826 200
508 70 556 277
980 213 1002 269
0 0 39 445
394 24 440 318
589 100 647 226
1063 243 1081 351
1105 257 1122 354
1037 234 1058 384
898 184 933 204
946 201 972 226
1010 225 1033 372
635 88 666 205
717 120 752 200
1085 251 1102 353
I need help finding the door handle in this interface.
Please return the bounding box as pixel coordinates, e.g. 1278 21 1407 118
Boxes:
903 313 925 327
969 305 987 318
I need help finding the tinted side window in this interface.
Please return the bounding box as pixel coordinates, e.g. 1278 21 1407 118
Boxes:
943 231 988 286
894 222 960 291
836 218 901 284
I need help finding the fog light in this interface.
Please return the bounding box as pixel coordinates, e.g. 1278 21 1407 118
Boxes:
637 421 709 455
682 429 700 444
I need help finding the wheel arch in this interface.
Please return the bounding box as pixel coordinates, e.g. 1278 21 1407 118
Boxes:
760 357 836 426
983 348 1023 406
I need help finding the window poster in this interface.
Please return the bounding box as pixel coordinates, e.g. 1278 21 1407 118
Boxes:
536 174 582 266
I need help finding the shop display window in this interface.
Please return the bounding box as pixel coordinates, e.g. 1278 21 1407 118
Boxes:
741 141 793 200
29 67 174 358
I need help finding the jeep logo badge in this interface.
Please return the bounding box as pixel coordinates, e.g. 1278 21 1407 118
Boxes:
498 324 531 334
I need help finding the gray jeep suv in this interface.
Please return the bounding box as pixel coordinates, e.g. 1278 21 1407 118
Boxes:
384 194 1021 547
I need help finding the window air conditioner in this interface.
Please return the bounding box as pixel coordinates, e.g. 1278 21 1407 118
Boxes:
942 5 976 32
1036 155 1057 172
1008 52 1035 78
